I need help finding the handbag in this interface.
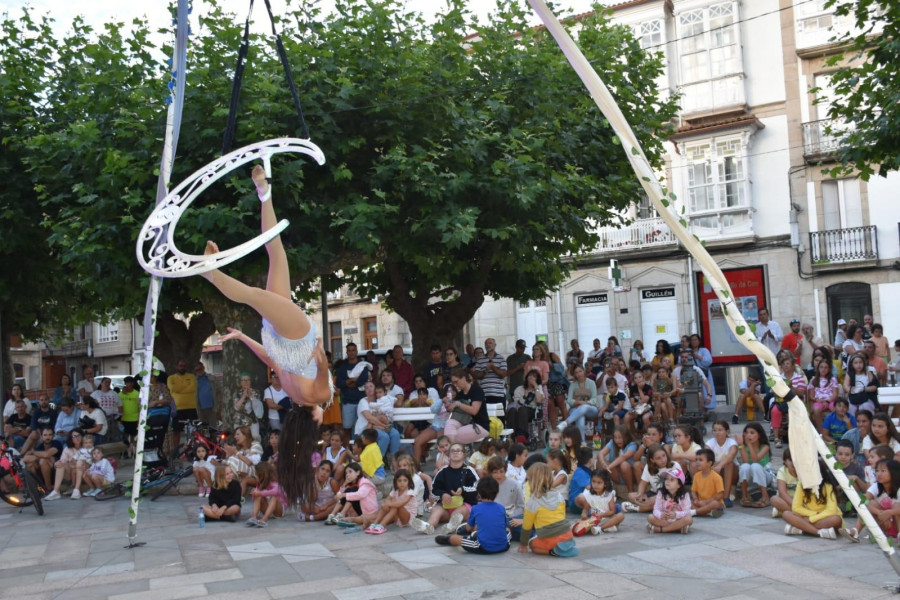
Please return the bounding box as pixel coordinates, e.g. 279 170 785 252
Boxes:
451 396 473 425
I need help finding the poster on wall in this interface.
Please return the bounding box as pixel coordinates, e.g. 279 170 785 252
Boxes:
696 266 767 364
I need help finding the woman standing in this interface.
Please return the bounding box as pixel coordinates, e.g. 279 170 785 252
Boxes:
225 372 263 440
53 375 78 406
524 344 551 387
689 334 717 408
444 369 490 444
565 340 584 368
771 350 808 449
842 325 865 368
543 343 571 429
442 347 462 385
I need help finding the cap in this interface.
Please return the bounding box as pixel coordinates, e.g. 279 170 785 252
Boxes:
516 339 526 348
790 319 800 324
660 465 686 484
837 318 847 326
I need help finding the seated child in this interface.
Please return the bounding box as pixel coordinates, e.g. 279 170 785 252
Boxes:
261 430 280 463
323 431 348 482
365 469 417 534
782 460 841 539
469 438 497 479
192 444 216 498
359 429 386 489
435 476 511 553
330 462 379 533
835 439 866 494
598 425 637 493
204 465 242 522
690 449 725 518
395 453 432 517
841 456 900 542
605 378 630 428
769 447 798 518
542 431 563 458
247 462 285 528
624 443 671 513
433 435 451 476
567 447 594 513
822 399 856 444
84 446 115 497
546 449 570 497
488 456 525 541
646 465 693 534
520 463 578 557
411 443 479 535
506 444 528 491
572 468 623 536
299 460 339 522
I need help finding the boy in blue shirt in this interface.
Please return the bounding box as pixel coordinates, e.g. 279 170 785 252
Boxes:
568 447 595 513
822 398 856 443
435 476 511 553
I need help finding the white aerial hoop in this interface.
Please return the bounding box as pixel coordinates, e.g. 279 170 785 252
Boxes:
136 137 326 278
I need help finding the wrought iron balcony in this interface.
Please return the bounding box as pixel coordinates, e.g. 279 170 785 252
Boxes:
809 225 878 264
591 217 678 255
802 118 851 159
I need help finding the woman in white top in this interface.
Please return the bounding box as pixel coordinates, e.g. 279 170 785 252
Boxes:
842 325 866 366
3 384 30 419
264 372 291 433
80 397 109 445
225 425 264 496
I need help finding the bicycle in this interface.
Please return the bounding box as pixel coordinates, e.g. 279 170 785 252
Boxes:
170 420 227 469
94 460 195 502
0 437 45 516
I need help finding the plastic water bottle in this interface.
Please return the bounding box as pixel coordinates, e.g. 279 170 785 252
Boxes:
584 420 594 441
198 506 205 529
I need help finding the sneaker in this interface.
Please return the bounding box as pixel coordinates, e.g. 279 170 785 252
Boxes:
245 518 259 527
818 527 837 540
443 511 464 534
839 527 860 543
771 507 780 519
44 490 61 501
324 514 337 525
198 488 205 497
731 414 739 425
590 526 601 535
710 509 724 519
775 440 783 449
557 421 567 431
434 534 452 546
70 489 82 500
621 501 640 513
784 524 804 536
724 498 733 508
256 521 268 528
411 518 435 535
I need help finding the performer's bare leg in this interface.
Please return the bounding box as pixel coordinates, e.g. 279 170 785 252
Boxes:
201 166 310 340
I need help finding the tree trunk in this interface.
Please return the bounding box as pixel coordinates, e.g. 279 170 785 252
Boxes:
154 311 217 373
0 321 12 400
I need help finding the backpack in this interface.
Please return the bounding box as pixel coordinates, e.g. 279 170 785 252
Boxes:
489 416 504 440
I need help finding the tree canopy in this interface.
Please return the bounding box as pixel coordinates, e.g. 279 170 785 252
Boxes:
823 0 900 179
1 0 676 372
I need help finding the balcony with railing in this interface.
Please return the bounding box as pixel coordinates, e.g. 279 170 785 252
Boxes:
802 118 851 161
679 74 746 117
589 217 678 256
809 225 878 266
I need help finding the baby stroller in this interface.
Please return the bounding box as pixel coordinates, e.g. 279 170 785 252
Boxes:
527 388 551 451
142 405 172 468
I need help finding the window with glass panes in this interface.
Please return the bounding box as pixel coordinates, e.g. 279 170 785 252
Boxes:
678 2 740 84
637 20 663 50
685 137 747 215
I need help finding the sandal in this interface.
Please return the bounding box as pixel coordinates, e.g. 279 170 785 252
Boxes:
740 498 753 508
750 500 767 508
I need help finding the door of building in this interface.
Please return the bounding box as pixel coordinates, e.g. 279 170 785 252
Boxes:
517 299 548 346
640 287 679 352
826 282 871 343
576 293 611 350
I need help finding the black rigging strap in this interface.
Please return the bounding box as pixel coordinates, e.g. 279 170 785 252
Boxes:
222 0 310 155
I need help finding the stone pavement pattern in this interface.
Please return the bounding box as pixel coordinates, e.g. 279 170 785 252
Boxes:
0 491 897 600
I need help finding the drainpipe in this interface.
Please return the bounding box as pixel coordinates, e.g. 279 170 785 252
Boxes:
686 256 697 334
556 290 565 356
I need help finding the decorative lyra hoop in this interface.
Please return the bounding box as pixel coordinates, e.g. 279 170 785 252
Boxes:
137 138 326 278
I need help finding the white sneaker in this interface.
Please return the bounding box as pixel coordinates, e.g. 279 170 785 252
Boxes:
44 490 61 501
621 501 640 513
443 511 464 534
411 518 435 535
784 524 803 536
70 489 81 500
590 526 601 535
557 421 567 431
605 525 617 533
771 506 780 519
818 528 837 540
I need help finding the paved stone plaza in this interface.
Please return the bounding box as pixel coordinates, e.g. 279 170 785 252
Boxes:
0 479 897 600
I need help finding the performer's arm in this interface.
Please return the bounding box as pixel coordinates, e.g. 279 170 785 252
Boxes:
220 328 275 369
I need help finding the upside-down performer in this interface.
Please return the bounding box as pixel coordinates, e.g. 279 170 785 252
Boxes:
201 165 331 505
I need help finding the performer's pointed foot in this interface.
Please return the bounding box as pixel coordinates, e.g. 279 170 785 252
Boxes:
252 164 271 202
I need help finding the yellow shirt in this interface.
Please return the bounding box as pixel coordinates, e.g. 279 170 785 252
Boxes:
360 442 384 478
522 495 567 531
692 469 724 506
167 373 198 411
791 483 840 523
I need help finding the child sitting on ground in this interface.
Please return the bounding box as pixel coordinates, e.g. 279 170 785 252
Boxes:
365 469 417 534
395 453 432 517
690 449 725 518
192 445 216 498
324 431 349 483
769 448 798 519
330 462 379 533
624 443 671 513
84 446 115 497
204 465 242 522
647 465 693 534
835 439 866 494
299 460 338 522
546 449 570 497
247 461 285 528
782 459 841 539
573 468 624 536
520 463 578 557
841 456 900 542
567 447 594 513
543 431 563 458
488 456 525 541
433 435 451 476
469 438 497 479
436 476 511 553
359 429 386 489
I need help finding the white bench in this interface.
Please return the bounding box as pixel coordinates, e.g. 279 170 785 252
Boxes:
877 387 900 425
394 404 513 445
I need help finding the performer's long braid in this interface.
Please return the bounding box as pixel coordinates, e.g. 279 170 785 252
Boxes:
278 404 319 506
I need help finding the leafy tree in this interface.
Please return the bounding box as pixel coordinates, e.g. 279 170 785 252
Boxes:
3 0 675 381
823 0 900 179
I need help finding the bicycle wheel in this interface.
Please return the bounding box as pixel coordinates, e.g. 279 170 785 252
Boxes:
0 470 35 508
23 472 43 516
150 465 192 502
94 483 127 501
168 443 190 472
